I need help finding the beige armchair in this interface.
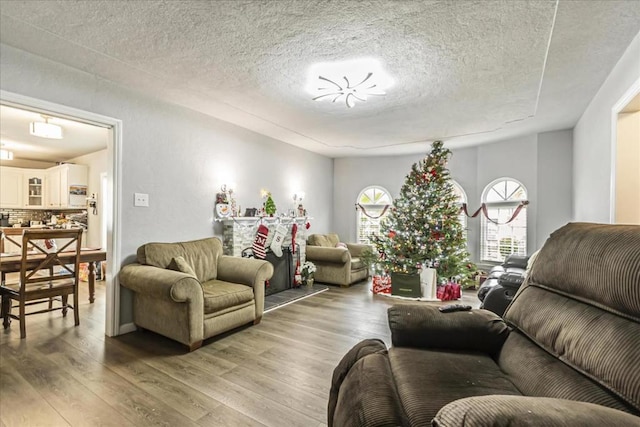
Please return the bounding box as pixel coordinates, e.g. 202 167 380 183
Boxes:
306 233 370 287
119 237 273 351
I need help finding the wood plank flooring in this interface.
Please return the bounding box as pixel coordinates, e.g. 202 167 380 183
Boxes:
0 279 479 426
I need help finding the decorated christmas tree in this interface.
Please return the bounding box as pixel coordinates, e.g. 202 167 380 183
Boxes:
372 141 476 284
264 193 276 216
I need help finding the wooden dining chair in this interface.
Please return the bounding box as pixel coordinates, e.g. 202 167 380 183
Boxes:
0 228 83 338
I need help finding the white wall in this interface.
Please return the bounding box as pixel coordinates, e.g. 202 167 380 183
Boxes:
1 44 333 326
573 31 640 222
69 149 108 248
334 130 573 261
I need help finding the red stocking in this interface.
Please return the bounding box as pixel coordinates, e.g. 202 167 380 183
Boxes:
252 224 269 259
291 223 298 254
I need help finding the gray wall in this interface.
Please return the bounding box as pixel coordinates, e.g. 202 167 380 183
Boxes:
573 31 640 223
333 130 573 262
537 130 574 246
1 44 334 326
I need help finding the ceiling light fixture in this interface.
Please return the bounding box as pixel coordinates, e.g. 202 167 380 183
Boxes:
306 58 393 108
29 116 63 139
0 149 14 160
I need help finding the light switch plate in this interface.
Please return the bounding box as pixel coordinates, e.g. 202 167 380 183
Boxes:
134 192 149 207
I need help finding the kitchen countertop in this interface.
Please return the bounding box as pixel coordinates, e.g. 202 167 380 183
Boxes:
1 226 85 235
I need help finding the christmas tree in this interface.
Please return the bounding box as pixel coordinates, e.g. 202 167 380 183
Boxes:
372 141 476 284
264 193 276 216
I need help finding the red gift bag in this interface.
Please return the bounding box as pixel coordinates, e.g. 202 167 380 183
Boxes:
372 275 392 294
437 282 461 301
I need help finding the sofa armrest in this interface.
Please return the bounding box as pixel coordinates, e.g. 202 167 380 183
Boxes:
119 263 203 303
433 395 640 427
217 256 273 287
306 246 350 263
346 242 371 258
388 304 509 355
217 256 273 319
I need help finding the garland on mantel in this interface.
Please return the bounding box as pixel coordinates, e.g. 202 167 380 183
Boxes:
222 216 311 230
356 203 391 219
460 201 529 225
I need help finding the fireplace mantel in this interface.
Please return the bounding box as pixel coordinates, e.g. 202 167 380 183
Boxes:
217 216 311 261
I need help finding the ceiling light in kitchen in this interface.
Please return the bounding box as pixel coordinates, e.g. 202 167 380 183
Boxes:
30 116 63 139
0 149 14 160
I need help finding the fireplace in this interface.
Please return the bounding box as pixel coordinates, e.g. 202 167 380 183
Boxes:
264 247 296 296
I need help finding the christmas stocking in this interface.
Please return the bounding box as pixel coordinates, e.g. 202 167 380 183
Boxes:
270 224 288 257
291 223 298 254
252 224 269 259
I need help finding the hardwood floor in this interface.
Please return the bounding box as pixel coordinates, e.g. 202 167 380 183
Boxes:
0 279 480 426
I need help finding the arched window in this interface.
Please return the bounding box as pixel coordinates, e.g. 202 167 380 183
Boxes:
356 186 393 244
481 178 528 262
451 180 468 235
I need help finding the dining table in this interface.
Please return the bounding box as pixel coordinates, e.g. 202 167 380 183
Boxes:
0 249 107 304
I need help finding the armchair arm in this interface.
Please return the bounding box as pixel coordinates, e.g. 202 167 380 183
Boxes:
306 246 350 263
119 263 203 303
388 304 509 356
217 256 274 319
346 242 371 258
433 395 640 427
217 256 273 286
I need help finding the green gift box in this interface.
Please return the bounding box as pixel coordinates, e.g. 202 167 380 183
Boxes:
391 272 422 298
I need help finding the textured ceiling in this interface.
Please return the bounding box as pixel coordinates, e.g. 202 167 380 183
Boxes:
0 105 108 168
0 0 639 157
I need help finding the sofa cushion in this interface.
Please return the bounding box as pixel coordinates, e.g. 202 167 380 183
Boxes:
308 233 340 247
388 347 521 425
167 256 197 278
137 237 221 282
202 279 254 314
504 223 640 413
498 332 638 414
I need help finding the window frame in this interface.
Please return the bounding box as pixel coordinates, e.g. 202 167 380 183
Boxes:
450 180 468 237
480 178 528 263
356 185 393 244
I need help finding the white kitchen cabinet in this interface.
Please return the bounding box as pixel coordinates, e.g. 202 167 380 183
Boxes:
46 164 88 209
23 170 46 208
0 167 24 208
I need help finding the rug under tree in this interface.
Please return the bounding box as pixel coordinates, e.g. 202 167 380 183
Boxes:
264 284 329 313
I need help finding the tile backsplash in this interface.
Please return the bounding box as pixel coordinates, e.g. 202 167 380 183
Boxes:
0 208 87 228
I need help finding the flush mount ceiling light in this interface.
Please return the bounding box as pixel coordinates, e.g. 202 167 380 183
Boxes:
0 149 14 160
305 58 394 108
29 115 63 139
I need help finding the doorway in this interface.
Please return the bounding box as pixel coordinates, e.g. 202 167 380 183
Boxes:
0 89 122 336
611 79 640 224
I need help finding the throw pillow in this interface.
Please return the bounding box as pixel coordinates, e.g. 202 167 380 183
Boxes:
168 256 197 278
335 242 348 250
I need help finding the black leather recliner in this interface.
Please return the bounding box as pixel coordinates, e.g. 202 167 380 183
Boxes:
478 254 529 316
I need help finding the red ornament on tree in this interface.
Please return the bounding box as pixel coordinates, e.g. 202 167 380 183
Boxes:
388 230 397 239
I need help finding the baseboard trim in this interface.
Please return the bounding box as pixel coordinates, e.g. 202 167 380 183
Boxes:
118 322 137 335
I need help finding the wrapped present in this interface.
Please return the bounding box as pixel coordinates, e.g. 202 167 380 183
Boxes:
391 272 422 298
437 282 461 301
420 267 437 300
372 274 392 294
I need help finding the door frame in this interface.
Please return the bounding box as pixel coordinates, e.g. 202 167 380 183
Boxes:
0 89 123 337
610 76 640 223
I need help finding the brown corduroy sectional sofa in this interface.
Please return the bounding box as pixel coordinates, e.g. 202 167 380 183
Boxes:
328 223 640 426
